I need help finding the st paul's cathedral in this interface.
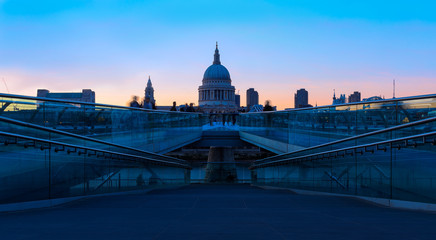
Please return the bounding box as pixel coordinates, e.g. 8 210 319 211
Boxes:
198 43 237 113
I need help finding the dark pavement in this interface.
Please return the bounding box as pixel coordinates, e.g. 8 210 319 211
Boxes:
0 184 435 240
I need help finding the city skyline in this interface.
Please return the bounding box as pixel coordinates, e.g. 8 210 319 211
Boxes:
1 1 436 109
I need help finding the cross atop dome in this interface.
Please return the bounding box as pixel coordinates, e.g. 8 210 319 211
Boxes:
213 42 221 65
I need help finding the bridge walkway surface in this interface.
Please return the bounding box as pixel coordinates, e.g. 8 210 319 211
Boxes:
0 184 435 240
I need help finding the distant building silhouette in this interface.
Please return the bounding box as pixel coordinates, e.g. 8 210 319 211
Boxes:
37 89 95 103
235 94 240 108
246 88 259 110
348 91 361 103
145 76 155 104
332 93 346 105
294 88 310 108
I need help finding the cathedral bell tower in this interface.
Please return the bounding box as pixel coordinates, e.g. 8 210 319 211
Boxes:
145 76 155 104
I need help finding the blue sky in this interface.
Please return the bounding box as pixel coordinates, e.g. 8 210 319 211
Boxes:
1 0 435 109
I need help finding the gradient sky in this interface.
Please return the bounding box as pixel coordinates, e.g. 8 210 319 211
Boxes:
1 0 435 109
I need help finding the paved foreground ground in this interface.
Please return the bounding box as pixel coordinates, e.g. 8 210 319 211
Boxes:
0 184 435 240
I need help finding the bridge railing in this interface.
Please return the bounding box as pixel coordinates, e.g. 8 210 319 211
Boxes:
239 94 436 153
250 130 436 204
252 116 436 167
0 116 188 165
0 93 206 153
0 131 191 205
0 94 203 206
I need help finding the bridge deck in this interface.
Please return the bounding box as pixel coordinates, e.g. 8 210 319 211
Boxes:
0 184 435 240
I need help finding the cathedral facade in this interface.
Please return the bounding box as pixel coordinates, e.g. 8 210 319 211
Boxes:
198 43 237 113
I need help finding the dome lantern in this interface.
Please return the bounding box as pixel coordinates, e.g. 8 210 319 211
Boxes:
213 41 221 65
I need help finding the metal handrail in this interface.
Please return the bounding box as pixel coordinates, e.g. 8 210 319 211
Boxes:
254 116 436 164
242 93 436 114
250 131 436 169
0 93 202 115
0 131 192 169
0 116 187 164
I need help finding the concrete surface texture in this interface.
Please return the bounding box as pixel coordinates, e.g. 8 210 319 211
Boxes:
0 184 435 240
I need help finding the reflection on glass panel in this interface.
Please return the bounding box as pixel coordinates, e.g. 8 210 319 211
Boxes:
241 95 436 158
252 132 436 204
0 95 204 153
0 94 200 205
0 133 191 204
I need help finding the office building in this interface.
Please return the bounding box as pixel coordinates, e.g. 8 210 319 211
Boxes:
235 94 240 108
246 88 259 110
294 88 309 108
348 91 361 103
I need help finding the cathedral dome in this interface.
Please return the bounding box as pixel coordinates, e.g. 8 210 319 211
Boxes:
203 64 231 81
202 43 231 82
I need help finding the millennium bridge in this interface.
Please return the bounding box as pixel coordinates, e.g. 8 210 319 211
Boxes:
0 93 435 239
